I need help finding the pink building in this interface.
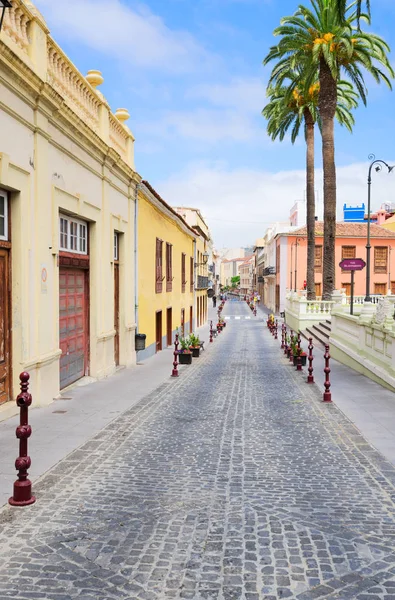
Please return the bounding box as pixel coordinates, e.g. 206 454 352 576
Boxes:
269 222 395 312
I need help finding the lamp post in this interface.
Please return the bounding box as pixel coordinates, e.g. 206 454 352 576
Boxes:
365 154 394 302
0 0 11 32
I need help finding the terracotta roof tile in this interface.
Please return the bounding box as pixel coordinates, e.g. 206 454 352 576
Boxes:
292 221 395 238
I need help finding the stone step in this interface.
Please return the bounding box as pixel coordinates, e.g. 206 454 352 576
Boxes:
303 325 329 348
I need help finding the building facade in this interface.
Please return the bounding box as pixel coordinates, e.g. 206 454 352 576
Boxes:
239 256 254 295
266 222 395 314
137 183 196 360
174 207 211 329
0 1 139 409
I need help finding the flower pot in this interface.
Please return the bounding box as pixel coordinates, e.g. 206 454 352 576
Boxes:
293 355 307 367
178 352 192 365
191 347 200 358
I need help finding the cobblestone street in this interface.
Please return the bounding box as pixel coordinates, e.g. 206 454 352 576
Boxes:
2 302 395 600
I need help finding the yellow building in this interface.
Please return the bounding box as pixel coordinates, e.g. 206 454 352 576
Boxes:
0 0 139 411
137 183 197 359
174 207 211 328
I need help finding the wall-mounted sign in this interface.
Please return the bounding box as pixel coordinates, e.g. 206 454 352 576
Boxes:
41 264 48 293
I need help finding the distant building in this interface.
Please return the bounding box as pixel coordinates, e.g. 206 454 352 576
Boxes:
239 256 254 295
343 203 366 223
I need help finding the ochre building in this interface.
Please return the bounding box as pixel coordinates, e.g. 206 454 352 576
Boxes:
137 183 197 359
0 1 139 409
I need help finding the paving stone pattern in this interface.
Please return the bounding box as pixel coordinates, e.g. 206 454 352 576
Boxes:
2 304 395 599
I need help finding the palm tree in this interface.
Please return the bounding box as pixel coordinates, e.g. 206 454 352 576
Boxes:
336 0 370 25
264 0 393 299
263 76 357 299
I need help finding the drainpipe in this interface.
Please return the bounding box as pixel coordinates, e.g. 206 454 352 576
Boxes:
134 183 140 332
193 239 197 332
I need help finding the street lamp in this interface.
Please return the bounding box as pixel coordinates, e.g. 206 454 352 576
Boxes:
0 1 12 33
365 154 394 302
195 251 209 267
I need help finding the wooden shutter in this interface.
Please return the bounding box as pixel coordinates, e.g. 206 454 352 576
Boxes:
156 239 163 293
182 253 186 293
314 246 322 271
341 246 356 272
190 257 194 292
374 247 388 274
166 243 172 292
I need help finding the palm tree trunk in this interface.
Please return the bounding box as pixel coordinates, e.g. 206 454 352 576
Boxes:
304 108 316 301
319 58 337 300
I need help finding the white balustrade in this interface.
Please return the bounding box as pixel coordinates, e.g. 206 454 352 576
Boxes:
2 1 31 54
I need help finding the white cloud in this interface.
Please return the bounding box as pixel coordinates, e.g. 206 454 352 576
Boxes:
187 77 266 113
139 107 263 142
35 0 215 74
157 161 395 247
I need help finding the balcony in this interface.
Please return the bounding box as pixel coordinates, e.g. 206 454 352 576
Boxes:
263 266 276 276
196 275 209 290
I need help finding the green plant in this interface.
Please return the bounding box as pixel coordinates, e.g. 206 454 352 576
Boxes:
189 333 200 348
179 336 191 353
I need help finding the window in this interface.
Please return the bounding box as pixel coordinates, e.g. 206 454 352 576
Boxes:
190 257 194 292
59 214 88 254
341 246 356 272
342 283 351 296
166 243 172 292
156 238 163 293
342 246 356 259
374 282 387 295
0 190 8 241
374 246 388 274
181 253 186 293
315 245 322 271
276 245 280 274
114 232 119 261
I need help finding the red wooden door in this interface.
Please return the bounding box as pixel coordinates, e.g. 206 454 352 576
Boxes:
59 268 88 389
114 263 120 366
190 306 193 334
156 311 162 352
166 308 172 346
0 249 11 404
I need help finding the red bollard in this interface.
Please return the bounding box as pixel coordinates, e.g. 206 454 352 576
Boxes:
307 337 314 383
284 326 288 355
254 308 257 317
296 332 302 371
281 324 285 349
9 372 36 507
323 344 332 402
210 320 213 343
171 334 179 378
274 320 278 340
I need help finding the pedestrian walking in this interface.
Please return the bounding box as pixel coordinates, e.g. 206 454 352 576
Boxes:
213 296 217 308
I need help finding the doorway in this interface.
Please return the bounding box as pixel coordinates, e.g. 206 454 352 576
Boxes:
0 248 11 404
190 306 193 335
181 308 185 337
114 263 120 366
59 267 89 389
156 311 162 353
166 307 172 346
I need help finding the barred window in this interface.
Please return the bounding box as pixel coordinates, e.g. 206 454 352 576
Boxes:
374 247 388 274
315 245 322 270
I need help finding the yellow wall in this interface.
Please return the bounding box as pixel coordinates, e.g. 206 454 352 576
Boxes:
195 236 209 327
137 190 195 357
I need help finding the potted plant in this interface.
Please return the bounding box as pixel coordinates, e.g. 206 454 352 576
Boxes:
289 335 307 366
177 336 192 364
189 333 201 358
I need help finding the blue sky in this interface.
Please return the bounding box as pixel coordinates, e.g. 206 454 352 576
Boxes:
35 0 395 247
